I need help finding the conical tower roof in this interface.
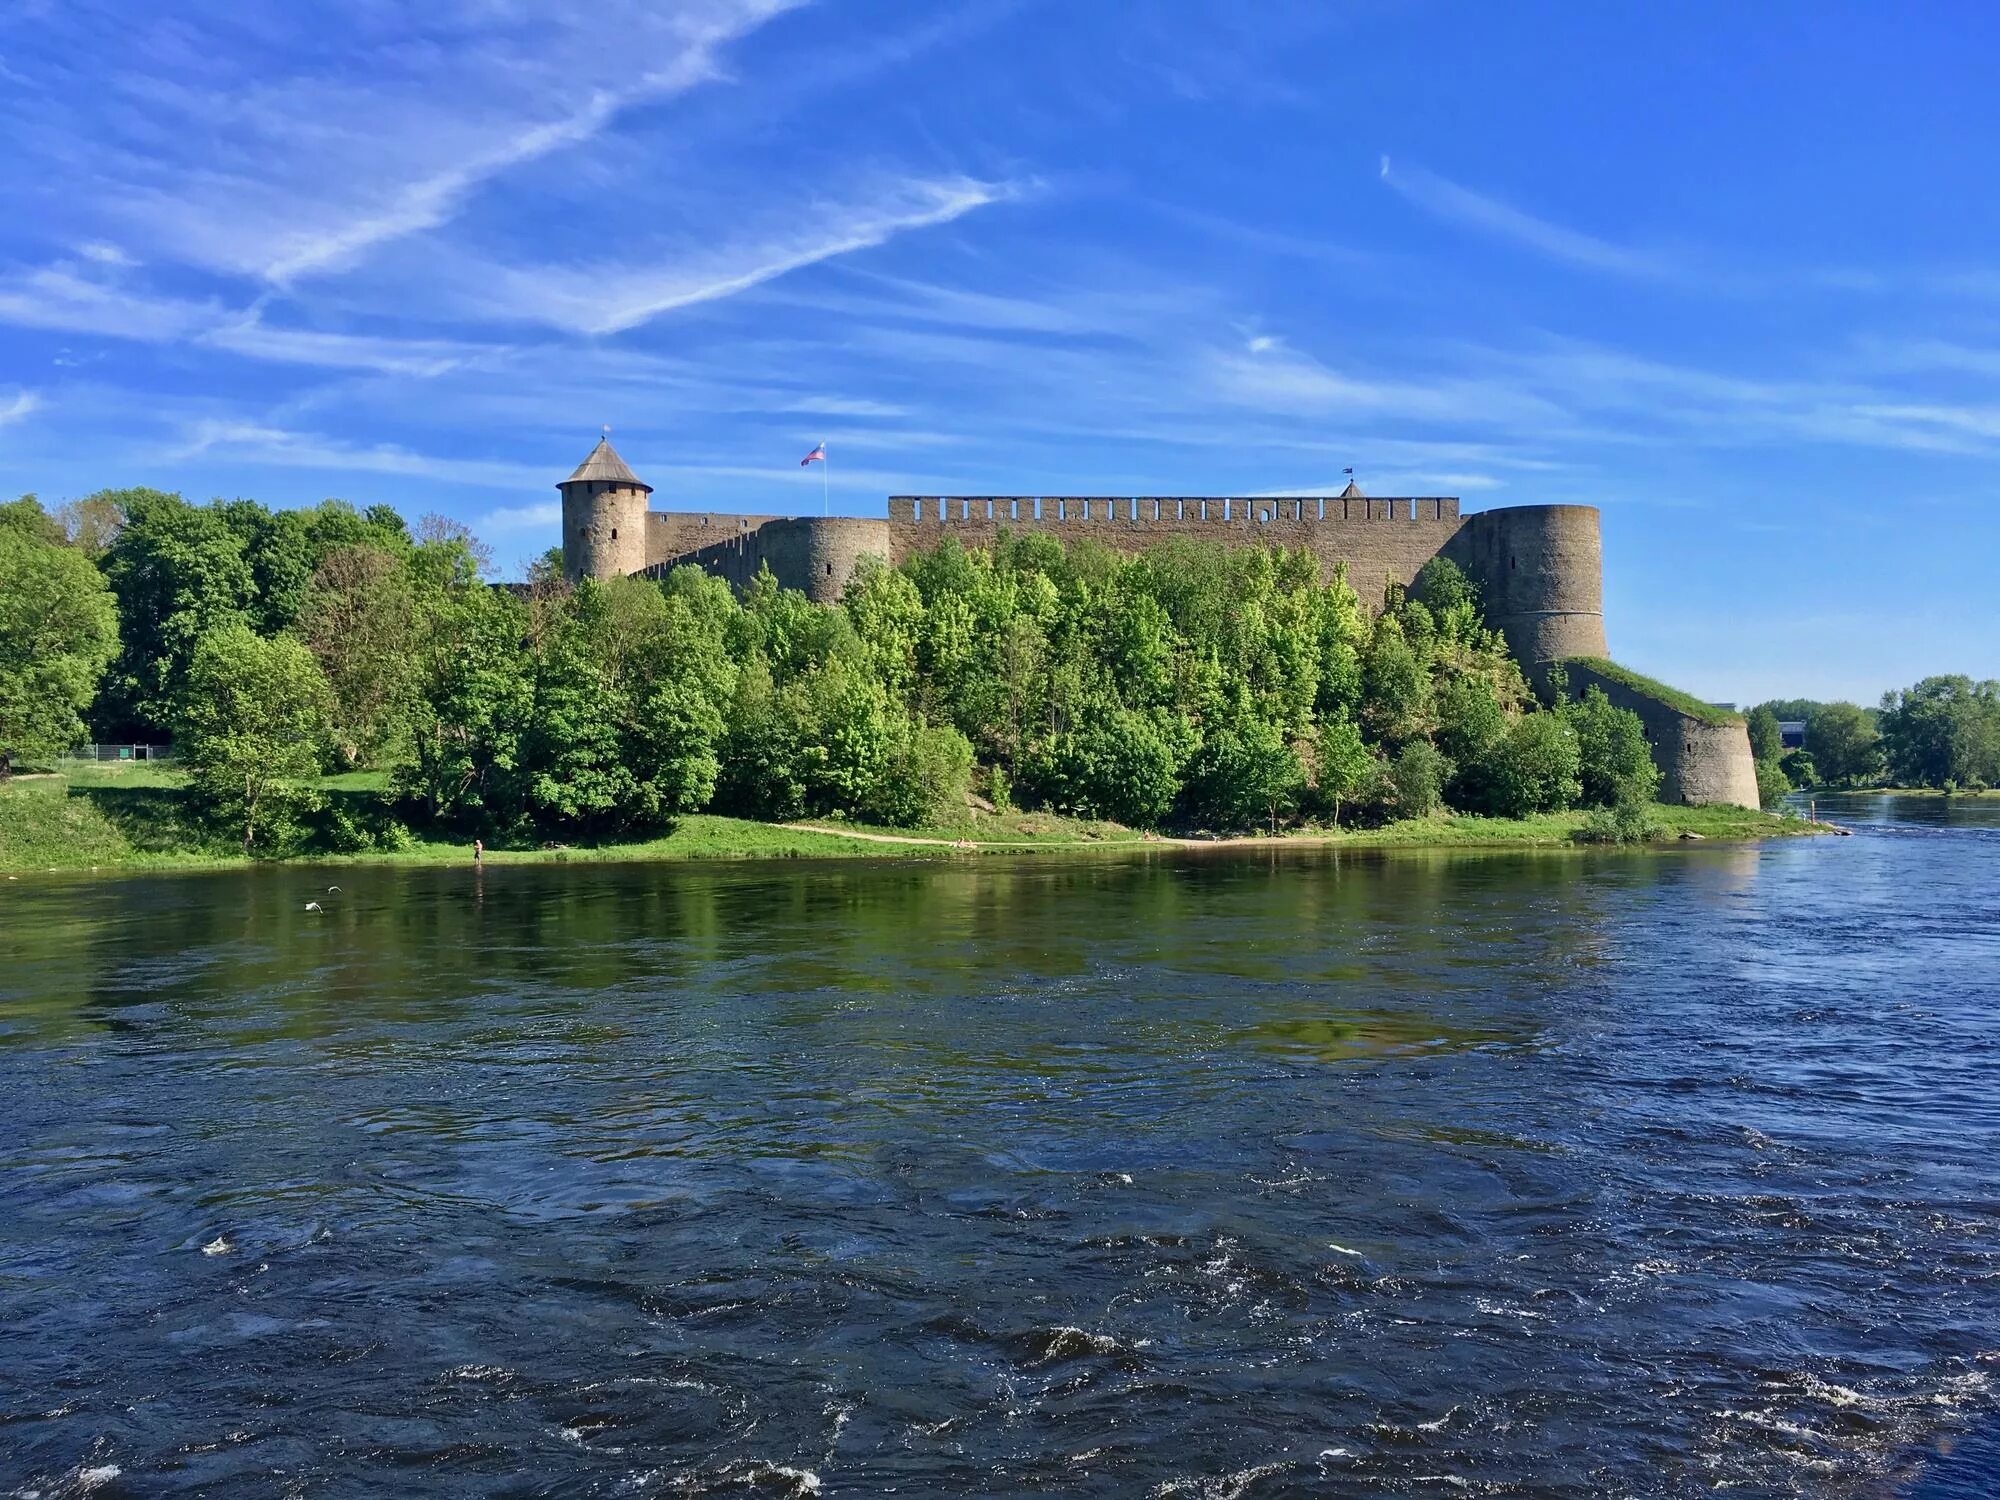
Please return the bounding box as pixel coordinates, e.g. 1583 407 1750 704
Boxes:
560 436 652 493
1339 478 1364 499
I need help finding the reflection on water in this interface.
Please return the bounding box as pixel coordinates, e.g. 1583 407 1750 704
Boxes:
1 810 1997 1497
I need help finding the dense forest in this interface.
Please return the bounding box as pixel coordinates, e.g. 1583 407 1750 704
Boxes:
5 486 1977 857
1744 681 2000 804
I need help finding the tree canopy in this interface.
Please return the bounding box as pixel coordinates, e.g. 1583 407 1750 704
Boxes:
0 499 120 766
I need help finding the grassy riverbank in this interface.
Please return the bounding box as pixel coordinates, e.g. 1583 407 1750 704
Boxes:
0 763 1824 875
1817 785 2000 799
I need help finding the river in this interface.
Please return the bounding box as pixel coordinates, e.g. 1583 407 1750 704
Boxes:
2 795 1996 1497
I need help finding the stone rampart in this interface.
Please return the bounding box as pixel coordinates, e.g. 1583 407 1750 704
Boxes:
1443 505 1608 666
639 496 1609 680
644 513 891 604
1562 661 1760 808
885 495 1464 612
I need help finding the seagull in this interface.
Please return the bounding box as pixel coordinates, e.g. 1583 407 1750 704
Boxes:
326 885 340 893
304 901 323 912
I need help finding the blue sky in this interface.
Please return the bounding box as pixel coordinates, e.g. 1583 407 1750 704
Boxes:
2 0 1996 705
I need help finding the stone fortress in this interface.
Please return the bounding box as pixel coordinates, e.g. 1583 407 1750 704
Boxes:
557 438 1757 806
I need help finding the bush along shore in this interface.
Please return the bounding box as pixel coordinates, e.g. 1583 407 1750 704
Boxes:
5 488 1834 869
0 763 1819 876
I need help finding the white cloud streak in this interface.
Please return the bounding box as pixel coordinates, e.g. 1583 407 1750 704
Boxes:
472 176 1021 334
0 390 42 426
0 260 501 375
1379 156 1674 279
170 421 545 489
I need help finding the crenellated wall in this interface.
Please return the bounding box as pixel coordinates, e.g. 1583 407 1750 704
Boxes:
884 495 1466 616
638 494 1605 670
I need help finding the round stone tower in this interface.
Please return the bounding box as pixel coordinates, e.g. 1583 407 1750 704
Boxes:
559 436 652 582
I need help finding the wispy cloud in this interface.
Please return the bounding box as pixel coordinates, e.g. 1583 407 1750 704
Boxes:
170 421 545 489
469 175 1022 334
0 260 501 375
1379 156 1674 279
257 5 799 286
0 264 213 342
1213 334 1568 427
5 1 802 287
480 500 563 532
0 390 42 426
197 317 492 378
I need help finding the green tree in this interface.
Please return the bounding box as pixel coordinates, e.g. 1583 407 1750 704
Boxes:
1360 614 1428 746
1486 713 1583 817
1387 740 1450 819
715 656 810 821
299 543 419 767
1878 676 2000 789
1565 687 1660 807
1746 704 1783 764
1804 701 1883 786
517 581 646 834
1754 756 1792 810
1182 713 1305 832
178 623 333 854
97 490 257 740
1313 713 1376 828
1433 672 1506 768
0 505 121 767
869 721 975 826
1026 704 1182 827
0 494 65 544
395 577 533 827
1409 555 1481 619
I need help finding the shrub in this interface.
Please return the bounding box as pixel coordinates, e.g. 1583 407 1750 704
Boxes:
1388 741 1450 819
1486 713 1583 816
1754 756 1792 811
1573 795 1662 845
1566 687 1660 807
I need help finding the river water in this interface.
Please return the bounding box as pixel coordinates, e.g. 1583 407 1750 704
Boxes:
2 796 1996 1498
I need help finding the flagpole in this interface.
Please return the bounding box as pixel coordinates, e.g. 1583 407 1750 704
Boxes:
821 440 829 516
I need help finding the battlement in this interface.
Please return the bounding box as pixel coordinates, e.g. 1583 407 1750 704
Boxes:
888 495 1461 525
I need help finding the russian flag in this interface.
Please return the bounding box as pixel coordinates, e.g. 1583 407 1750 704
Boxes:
801 443 825 466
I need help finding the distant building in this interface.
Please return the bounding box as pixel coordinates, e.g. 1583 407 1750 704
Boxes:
1779 721 1808 750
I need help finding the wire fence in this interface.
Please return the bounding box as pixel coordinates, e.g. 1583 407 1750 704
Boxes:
62 744 177 764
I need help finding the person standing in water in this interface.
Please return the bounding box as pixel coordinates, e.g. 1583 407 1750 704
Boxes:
474 838 483 865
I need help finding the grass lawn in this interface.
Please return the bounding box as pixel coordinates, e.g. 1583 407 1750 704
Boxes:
1 763 1828 877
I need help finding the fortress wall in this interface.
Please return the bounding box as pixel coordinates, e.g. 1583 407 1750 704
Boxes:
755 517 895 604
646 512 789 570
885 496 1464 609
635 499 1612 697
562 481 650 581
1563 661 1760 808
642 514 890 603
1442 505 1608 666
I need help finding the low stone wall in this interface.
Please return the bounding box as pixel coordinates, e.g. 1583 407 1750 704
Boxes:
1563 661 1759 808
